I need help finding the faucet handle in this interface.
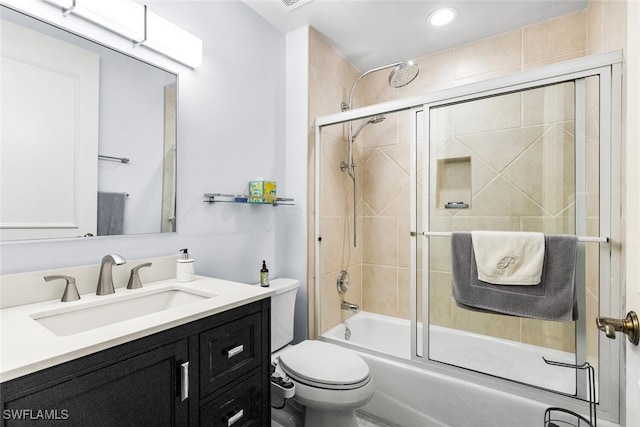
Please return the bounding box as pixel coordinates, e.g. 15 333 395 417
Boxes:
127 262 152 289
44 275 81 302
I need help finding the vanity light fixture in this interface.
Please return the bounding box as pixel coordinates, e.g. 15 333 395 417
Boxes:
427 7 458 27
42 0 203 68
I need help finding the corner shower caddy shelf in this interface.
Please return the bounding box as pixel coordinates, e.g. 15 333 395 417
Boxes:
204 193 295 206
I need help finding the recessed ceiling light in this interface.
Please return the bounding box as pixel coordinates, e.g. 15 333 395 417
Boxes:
427 7 458 26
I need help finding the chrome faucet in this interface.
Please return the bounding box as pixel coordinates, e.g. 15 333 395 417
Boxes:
341 301 360 313
96 254 126 295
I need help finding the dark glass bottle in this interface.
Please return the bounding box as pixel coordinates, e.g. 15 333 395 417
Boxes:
260 260 270 287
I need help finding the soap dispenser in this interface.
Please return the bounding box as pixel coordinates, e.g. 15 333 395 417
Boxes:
177 249 194 282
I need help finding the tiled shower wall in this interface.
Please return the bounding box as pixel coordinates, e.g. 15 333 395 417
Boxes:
309 1 625 347
425 83 579 352
307 28 363 337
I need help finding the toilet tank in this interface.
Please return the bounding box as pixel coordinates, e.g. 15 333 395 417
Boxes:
268 278 300 352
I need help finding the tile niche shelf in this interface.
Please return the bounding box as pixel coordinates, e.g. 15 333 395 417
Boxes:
204 193 295 206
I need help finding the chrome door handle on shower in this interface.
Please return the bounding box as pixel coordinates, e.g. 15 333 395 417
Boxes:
596 311 639 345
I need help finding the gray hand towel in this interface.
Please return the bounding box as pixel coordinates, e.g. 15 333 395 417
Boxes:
97 191 126 236
451 232 578 322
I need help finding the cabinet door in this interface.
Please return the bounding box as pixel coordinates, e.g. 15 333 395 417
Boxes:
200 312 262 397
2 339 189 426
199 371 264 427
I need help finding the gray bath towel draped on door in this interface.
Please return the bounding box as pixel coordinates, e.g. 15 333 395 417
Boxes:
450 232 579 322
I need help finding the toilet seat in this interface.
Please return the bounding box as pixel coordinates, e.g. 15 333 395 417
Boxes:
278 340 371 391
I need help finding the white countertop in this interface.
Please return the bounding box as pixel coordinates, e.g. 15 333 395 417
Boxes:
0 276 275 382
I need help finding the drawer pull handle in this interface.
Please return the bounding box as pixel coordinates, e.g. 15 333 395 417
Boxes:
180 361 189 401
227 344 244 359
227 409 244 426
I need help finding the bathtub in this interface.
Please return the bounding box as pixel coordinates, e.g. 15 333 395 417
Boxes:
322 311 610 427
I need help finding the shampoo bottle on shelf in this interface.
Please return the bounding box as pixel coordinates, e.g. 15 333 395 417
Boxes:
260 260 270 287
176 248 194 282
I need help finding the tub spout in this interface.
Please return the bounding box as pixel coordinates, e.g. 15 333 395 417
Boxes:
341 301 360 313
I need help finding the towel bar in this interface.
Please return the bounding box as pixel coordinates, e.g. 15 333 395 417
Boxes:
411 231 608 243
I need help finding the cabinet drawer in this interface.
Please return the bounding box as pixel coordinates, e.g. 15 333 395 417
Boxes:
199 371 263 427
200 311 262 397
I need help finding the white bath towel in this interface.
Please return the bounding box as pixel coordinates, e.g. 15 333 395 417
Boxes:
471 231 545 285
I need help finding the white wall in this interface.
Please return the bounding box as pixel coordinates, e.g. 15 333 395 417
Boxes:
0 1 288 289
281 26 309 343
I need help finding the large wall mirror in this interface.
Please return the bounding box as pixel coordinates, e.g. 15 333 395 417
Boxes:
0 5 177 241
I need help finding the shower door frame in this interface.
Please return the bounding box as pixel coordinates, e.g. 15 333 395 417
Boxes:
416 68 618 420
314 50 622 424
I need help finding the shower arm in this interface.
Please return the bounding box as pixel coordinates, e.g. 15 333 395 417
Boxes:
341 61 404 112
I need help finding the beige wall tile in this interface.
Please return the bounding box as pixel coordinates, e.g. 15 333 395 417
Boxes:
309 27 360 91
503 126 575 215
523 11 586 65
586 286 599 366
362 264 398 316
380 185 411 217
521 50 587 71
382 143 411 174
429 271 452 327
455 176 544 217
521 318 575 352
403 49 455 96
307 276 316 339
363 69 399 104
523 84 575 126
320 271 343 334
397 217 412 269
587 0 604 54
520 217 576 234
397 267 412 320
309 66 345 125
451 217 522 233
457 126 547 173
362 149 410 214
602 0 627 52
453 92 522 135
454 30 522 80
452 304 521 342
360 113 399 149
319 216 346 273
363 216 398 266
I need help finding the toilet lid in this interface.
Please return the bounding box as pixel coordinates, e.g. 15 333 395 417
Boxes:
278 340 370 388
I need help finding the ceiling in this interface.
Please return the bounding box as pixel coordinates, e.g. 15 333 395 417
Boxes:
242 0 588 72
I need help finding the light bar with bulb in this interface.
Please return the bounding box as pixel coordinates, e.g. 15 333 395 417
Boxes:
146 9 203 68
42 0 203 68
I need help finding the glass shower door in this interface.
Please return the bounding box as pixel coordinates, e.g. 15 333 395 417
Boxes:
419 78 602 397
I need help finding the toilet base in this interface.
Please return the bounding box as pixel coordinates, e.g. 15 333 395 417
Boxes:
304 407 358 427
271 399 305 427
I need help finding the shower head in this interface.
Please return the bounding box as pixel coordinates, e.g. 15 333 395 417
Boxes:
389 61 419 88
351 115 385 141
342 59 420 111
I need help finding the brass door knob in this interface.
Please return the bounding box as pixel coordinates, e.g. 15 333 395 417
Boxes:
596 311 639 345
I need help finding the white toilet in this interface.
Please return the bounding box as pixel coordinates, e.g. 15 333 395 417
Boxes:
268 279 375 427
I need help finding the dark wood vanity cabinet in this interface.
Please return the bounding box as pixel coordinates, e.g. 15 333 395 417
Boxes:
0 299 270 426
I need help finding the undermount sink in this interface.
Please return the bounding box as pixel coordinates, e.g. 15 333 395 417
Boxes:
31 288 216 336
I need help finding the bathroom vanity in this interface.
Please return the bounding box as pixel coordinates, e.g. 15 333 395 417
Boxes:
0 276 273 426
